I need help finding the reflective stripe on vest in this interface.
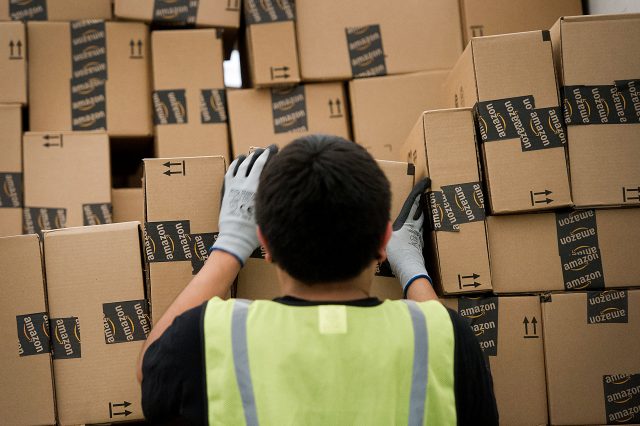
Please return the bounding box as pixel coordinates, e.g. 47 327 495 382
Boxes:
204 297 456 425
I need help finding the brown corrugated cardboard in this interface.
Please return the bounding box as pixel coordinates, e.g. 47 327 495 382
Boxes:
143 156 225 321
243 0 299 87
112 188 144 224
235 158 412 301
0 234 56 426
28 21 152 137
349 70 449 161
542 290 640 425
402 109 491 295
152 29 230 161
0 0 112 21
443 296 547 426
444 31 572 214
487 208 640 293
23 131 112 235
43 222 148 425
0 22 27 104
114 0 240 29
0 105 23 237
459 0 583 44
295 0 462 81
227 83 351 157
550 14 640 208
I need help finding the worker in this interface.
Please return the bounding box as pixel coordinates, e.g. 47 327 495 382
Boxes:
137 134 498 425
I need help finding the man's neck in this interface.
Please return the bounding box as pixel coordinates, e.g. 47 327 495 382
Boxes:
277 266 375 302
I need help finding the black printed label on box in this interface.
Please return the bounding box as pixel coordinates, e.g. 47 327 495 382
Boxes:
16 312 50 357
441 182 486 225
375 260 395 278
70 20 107 81
244 0 294 25
249 245 267 260
9 0 47 21
0 172 23 208
103 300 151 344
153 90 188 125
23 207 66 235
271 85 308 134
428 191 460 232
70 77 107 131
144 220 193 263
603 374 640 424
555 210 605 291
200 89 227 124
563 80 640 125
475 96 566 151
153 0 198 25
588 290 628 324
51 317 81 360
346 24 387 78
190 232 218 274
83 203 113 225
458 297 499 357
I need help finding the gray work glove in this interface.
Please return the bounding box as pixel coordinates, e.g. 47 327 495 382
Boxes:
386 178 432 297
211 146 277 266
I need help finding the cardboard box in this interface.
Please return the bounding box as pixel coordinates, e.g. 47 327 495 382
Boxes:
243 0 300 87
28 21 152 137
235 159 413 301
0 0 112 21
0 105 23 237
349 70 449 161
295 0 462 81
443 296 547 426
487 208 640 293
112 188 144 224
0 234 56 426
143 156 225 321
444 31 572 214
542 290 640 425
152 29 230 161
551 14 640 208
403 109 491 295
227 83 351 157
0 22 27 104
114 0 240 29
459 0 583 44
43 222 148 425
23 131 112 235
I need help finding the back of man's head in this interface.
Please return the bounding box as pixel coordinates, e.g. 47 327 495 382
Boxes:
256 134 391 284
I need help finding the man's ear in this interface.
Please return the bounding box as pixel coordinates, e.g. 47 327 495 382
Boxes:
256 226 273 263
377 221 393 263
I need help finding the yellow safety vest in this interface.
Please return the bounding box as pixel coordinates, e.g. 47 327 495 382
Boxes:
203 297 456 425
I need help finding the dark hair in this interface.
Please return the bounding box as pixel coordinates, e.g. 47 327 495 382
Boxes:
256 134 391 284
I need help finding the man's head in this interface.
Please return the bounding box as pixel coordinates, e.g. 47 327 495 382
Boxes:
255 134 391 284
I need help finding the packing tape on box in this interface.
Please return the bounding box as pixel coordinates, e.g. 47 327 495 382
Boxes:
102 300 151 344
153 0 199 25
555 210 605 291
200 89 228 124
474 95 567 151
603 373 640 424
345 24 387 78
152 89 228 126
587 290 628 325
23 207 67 236
9 0 48 20
428 181 485 233
83 203 113 226
50 317 81 360
0 172 23 208
16 312 51 357
70 20 108 131
244 0 295 25
562 79 640 125
144 220 218 275
456 297 499 357
271 85 309 134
